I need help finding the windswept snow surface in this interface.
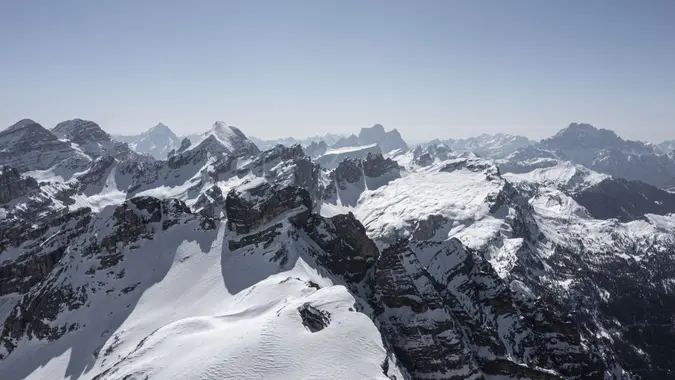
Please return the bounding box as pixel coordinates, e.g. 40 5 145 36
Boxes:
316 144 381 169
352 162 505 248
1 222 397 380
503 161 609 191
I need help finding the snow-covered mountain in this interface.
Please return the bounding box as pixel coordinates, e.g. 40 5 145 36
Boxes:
112 123 182 160
331 124 409 154
315 144 383 169
3 118 675 380
439 133 534 158
538 123 675 188
52 119 145 163
420 125 675 190
0 119 90 173
188 121 261 157
541 123 658 155
658 139 675 154
249 133 344 151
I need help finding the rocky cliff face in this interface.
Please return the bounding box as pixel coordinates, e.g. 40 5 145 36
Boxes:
0 119 89 172
52 119 145 162
536 123 675 188
321 153 401 207
4 120 675 379
0 167 38 204
220 175 609 379
358 124 409 153
0 196 215 360
573 177 675 222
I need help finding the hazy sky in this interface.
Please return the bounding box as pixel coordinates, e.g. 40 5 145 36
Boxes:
2 0 674 142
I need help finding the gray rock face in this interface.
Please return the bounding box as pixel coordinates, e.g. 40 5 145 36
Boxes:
53 119 111 145
322 154 401 207
538 123 675 188
305 140 328 158
413 143 452 166
573 178 675 222
192 185 227 219
168 137 193 159
177 137 191 153
542 123 654 154
4 121 675 379
333 154 399 189
363 237 604 379
0 196 213 358
334 158 363 188
225 182 313 234
52 119 146 162
297 303 331 332
304 212 378 282
0 166 38 204
358 124 408 153
331 134 360 149
224 181 379 283
245 144 306 174
230 144 324 207
362 153 400 178
0 119 86 172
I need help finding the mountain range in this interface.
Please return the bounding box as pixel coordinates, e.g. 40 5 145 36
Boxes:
2 118 675 380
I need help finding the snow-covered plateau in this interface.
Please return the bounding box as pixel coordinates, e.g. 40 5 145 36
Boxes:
2 119 675 380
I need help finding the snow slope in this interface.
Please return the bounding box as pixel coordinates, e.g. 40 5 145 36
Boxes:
1 203 400 380
503 161 608 192
316 144 382 169
113 123 182 160
5 118 675 380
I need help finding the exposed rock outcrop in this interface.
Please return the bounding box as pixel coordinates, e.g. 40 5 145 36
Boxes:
298 303 331 332
0 166 38 204
225 182 313 234
0 119 88 172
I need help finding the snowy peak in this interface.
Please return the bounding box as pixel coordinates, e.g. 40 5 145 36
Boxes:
147 122 172 135
534 123 675 187
658 139 675 154
196 121 260 156
207 121 247 141
441 133 534 158
328 124 408 154
542 122 655 154
357 124 408 153
127 122 181 160
2 119 54 140
546 122 618 148
52 118 112 144
0 119 88 172
51 118 146 163
5 118 41 133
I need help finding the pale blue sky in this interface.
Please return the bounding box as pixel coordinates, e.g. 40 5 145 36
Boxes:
2 0 673 141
